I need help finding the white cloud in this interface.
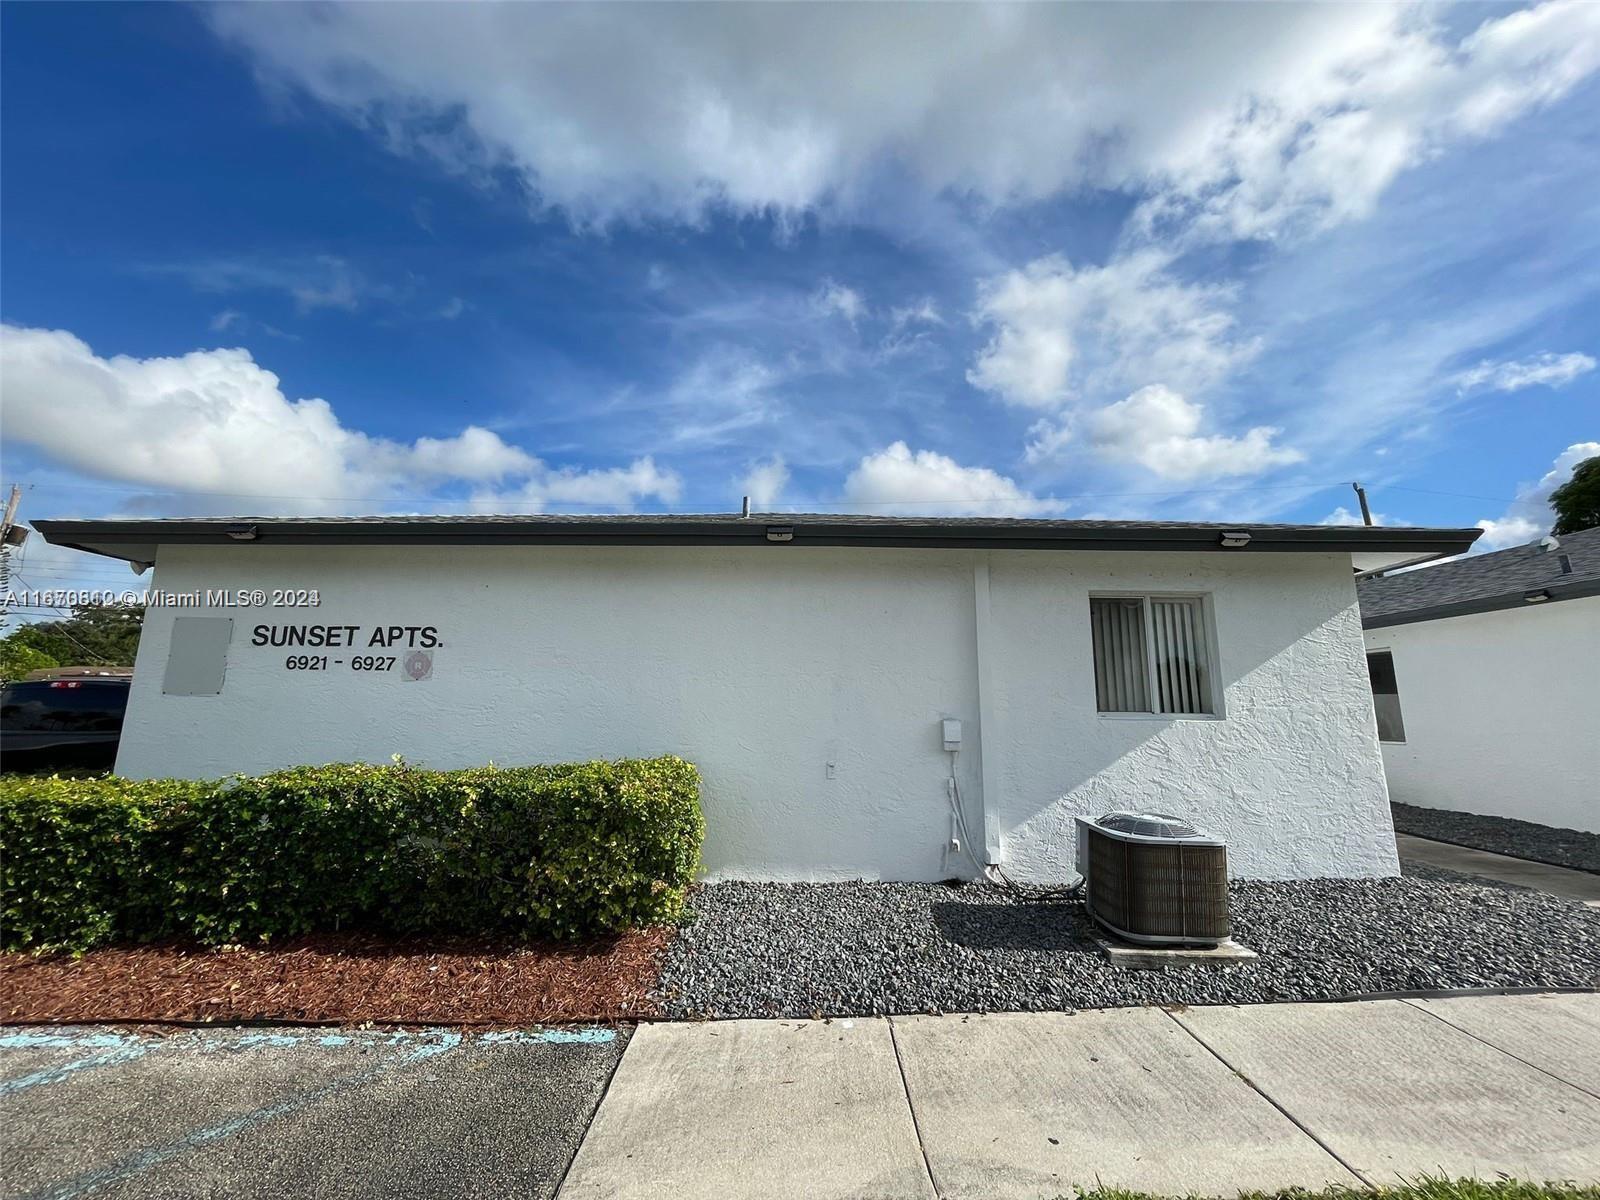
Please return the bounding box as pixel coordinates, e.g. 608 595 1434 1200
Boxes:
1133 1 1600 245
0 323 677 512
659 348 784 448
1320 505 1402 527
1474 440 1600 549
1022 419 1075 467
842 441 1065 517
1475 515 1547 548
208 3 1600 241
813 279 865 323
160 255 389 316
889 299 942 329
210 309 243 333
876 297 945 362
436 297 467 321
740 457 789 509
1454 351 1596 393
290 261 362 314
967 251 1255 409
534 459 680 507
463 460 681 513
364 425 536 483
1085 385 1305 481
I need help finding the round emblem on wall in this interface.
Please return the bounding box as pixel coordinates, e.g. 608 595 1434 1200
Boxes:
403 649 434 681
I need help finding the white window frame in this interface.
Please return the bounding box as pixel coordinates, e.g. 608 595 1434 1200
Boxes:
1088 592 1223 720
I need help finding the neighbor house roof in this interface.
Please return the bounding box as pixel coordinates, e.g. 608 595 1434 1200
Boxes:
1359 525 1600 629
33 512 1480 570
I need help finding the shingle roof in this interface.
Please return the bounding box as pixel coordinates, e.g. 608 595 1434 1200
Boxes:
1359 525 1600 627
29 512 1471 531
32 511 1481 566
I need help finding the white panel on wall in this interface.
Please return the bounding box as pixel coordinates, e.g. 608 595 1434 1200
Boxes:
161 617 233 696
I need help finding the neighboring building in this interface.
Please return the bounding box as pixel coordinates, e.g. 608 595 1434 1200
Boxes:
1359 526 1600 834
36 514 1478 882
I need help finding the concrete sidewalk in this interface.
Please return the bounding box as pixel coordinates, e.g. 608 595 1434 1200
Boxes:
1397 833 1600 904
5 994 1598 1200
561 993 1600 1200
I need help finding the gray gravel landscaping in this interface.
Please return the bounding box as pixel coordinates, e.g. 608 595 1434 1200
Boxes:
656 878 1600 1019
1392 802 1600 874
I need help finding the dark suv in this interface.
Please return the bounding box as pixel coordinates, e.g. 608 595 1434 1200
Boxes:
1 671 132 773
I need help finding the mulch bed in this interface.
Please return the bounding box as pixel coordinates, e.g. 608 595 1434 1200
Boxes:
0 929 670 1027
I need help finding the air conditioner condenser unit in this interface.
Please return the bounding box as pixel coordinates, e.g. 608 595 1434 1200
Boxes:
1075 812 1230 946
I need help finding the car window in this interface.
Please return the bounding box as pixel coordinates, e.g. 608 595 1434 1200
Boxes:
0 682 129 733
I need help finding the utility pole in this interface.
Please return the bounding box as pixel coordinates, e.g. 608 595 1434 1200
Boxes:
1351 481 1373 527
0 484 23 629
0 485 20 543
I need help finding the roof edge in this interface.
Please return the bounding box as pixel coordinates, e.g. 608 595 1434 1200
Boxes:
31 515 1482 563
1363 575 1600 629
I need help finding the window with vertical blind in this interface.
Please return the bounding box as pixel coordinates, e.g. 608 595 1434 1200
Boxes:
1089 596 1215 715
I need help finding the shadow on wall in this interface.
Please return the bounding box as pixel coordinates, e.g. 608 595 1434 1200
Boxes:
996 577 1389 882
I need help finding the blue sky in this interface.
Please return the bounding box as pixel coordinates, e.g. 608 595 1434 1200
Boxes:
2 2 1597 594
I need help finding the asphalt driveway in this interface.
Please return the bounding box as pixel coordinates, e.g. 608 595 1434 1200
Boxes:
1 1025 624 1200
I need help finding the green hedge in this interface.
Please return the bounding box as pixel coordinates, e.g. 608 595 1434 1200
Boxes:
0 757 704 953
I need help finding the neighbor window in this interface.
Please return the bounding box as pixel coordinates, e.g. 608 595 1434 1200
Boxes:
1367 650 1406 743
1089 596 1214 715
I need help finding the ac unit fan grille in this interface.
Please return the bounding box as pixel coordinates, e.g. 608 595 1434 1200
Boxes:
1086 831 1230 944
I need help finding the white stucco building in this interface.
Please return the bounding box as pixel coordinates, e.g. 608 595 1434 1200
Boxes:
1359 526 1600 835
37 513 1479 881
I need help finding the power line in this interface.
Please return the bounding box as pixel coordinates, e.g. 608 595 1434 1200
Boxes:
1379 484 1519 503
5 573 117 664
10 563 147 579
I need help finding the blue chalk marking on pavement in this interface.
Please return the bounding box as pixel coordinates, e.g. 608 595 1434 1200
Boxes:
0 1031 139 1051
0 1023 605 1106
0 1033 153 1098
478 1027 616 1045
20 1030 465 1200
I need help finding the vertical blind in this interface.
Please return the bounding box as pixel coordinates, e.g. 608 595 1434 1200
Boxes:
1150 598 1210 715
1090 596 1212 715
1090 598 1149 712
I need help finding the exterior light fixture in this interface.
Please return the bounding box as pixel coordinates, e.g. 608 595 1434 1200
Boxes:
1524 588 1552 603
224 523 259 542
766 526 794 543
1219 531 1251 548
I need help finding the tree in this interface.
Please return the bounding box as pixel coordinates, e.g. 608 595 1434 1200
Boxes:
4 602 146 667
1549 455 1600 536
0 640 59 682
